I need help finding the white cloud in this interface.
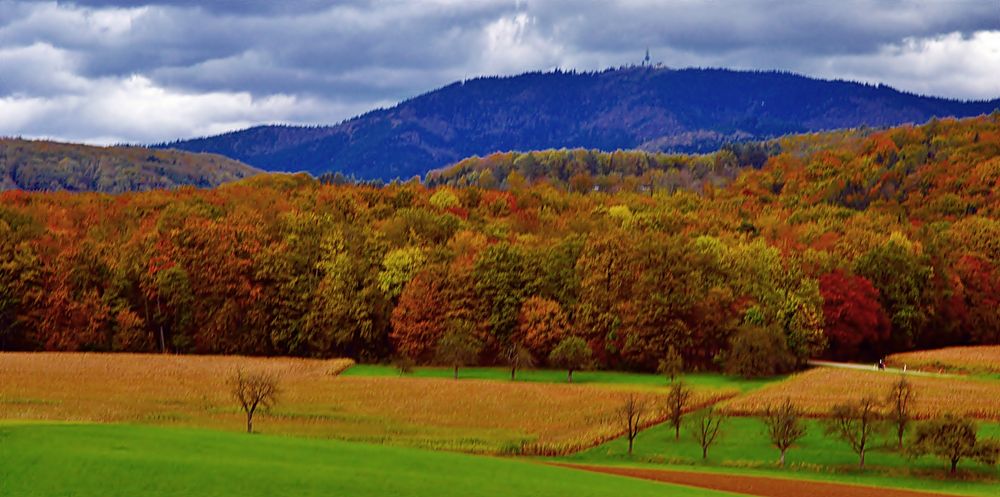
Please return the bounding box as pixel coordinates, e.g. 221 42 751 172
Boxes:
477 12 563 73
814 31 1000 100
0 74 348 144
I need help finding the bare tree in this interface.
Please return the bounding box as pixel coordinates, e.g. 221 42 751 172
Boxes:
692 408 725 460
504 342 535 381
618 392 646 455
229 368 280 434
666 380 692 441
762 397 807 467
887 374 916 450
825 396 882 470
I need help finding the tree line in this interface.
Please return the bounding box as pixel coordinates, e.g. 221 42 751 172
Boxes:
1 116 999 376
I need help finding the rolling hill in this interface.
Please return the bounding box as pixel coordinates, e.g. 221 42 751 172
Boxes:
0 139 260 193
160 67 1000 180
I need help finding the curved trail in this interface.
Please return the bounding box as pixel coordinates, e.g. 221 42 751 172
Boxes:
806 360 960 379
552 464 968 497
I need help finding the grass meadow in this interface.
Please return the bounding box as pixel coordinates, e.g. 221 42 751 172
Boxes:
0 422 739 497
342 363 780 392
559 415 1000 496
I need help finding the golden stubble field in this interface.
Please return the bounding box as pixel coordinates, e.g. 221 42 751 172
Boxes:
0 353 734 454
719 367 1000 420
887 346 1000 374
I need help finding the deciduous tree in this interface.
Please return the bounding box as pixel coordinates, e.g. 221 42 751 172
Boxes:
762 397 806 466
229 368 280 434
517 296 569 361
658 346 684 383
825 396 882 470
548 336 592 383
666 380 692 441
435 321 482 380
819 270 891 359
909 414 1000 475
618 392 646 455
692 408 725 460
887 375 916 450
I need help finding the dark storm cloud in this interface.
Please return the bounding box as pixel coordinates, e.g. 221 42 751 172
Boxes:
545 0 998 55
0 0 997 144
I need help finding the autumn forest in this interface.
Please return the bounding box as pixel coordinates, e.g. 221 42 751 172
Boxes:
2 115 999 376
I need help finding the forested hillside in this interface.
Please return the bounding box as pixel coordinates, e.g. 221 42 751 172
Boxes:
0 139 259 193
161 67 1000 180
426 142 779 192
2 116 998 373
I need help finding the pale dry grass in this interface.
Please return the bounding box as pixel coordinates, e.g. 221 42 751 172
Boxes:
718 367 1000 420
0 352 735 454
887 346 1000 374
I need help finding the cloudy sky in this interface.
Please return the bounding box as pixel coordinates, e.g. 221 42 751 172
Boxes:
1 0 998 144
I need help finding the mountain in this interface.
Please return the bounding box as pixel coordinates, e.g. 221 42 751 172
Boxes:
159 67 1000 181
0 139 260 193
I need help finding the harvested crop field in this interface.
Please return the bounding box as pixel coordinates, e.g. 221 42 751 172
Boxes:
888 347 1000 375
557 464 966 497
719 367 1000 420
0 352 735 454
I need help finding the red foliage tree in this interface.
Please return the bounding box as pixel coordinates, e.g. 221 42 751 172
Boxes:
953 255 1000 344
390 267 447 362
819 270 891 359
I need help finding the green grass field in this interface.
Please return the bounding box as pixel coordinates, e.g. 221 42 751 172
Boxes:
341 364 781 392
0 423 739 497
559 414 1000 496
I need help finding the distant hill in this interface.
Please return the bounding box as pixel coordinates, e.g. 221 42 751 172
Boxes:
0 139 260 193
426 141 779 192
159 67 1000 180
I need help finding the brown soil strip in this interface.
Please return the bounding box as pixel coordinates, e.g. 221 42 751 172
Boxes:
551 463 964 497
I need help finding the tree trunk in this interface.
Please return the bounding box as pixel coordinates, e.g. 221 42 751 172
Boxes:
702 446 708 459
780 449 786 467
454 365 459 380
951 458 958 475
859 449 865 470
627 437 633 455
511 366 516 381
674 423 680 440
155 294 166 354
568 369 573 383
246 411 254 434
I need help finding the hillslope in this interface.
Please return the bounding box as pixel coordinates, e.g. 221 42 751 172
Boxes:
0 139 260 193
160 67 1000 180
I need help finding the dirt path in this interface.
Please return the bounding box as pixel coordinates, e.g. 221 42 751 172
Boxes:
552 464 966 497
806 360 959 379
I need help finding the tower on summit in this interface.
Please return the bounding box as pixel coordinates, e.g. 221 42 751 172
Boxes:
643 48 651 67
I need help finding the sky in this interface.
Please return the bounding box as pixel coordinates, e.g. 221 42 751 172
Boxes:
1 0 999 145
